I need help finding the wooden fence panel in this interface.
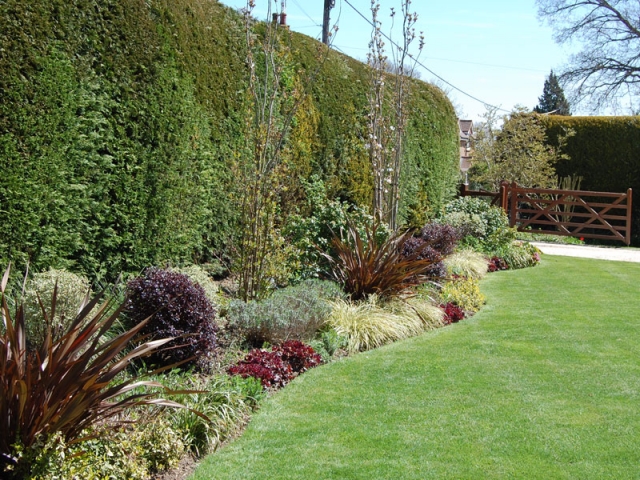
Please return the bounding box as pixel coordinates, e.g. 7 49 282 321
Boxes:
460 182 633 245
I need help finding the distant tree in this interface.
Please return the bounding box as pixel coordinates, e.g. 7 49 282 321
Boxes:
470 107 572 190
537 0 640 111
534 70 571 115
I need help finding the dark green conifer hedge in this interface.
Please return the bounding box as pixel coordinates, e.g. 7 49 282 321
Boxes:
0 0 458 281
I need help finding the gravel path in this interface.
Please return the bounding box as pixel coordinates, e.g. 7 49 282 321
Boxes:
531 242 640 263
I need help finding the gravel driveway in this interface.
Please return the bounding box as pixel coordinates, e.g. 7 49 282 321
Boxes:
531 242 640 263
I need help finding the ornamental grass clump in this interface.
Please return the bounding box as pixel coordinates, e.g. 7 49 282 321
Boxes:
444 249 488 280
327 296 444 353
322 223 440 301
0 266 196 478
126 267 218 371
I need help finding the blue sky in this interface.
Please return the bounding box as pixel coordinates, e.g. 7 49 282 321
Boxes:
218 0 576 121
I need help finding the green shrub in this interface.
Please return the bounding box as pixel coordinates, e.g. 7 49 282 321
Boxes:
309 329 349 362
440 277 486 313
497 241 541 270
135 418 185 473
444 249 488 279
22 268 92 348
152 373 263 456
171 264 222 308
15 418 186 479
15 431 149 480
327 296 443 353
441 197 515 255
284 177 389 279
227 279 343 347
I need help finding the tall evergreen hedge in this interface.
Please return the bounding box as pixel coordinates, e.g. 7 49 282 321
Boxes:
0 0 458 282
542 115 640 244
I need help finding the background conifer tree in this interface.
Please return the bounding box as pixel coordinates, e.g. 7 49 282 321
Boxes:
534 70 571 115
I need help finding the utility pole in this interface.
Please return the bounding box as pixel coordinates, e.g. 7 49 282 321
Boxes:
322 0 335 45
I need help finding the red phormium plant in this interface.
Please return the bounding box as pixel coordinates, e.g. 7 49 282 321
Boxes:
0 266 201 476
321 222 441 301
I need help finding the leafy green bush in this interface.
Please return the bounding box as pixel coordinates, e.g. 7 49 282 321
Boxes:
226 279 343 347
171 264 222 308
16 417 188 479
309 329 348 362
439 277 486 313
327 296 443 353
22 268 91 348
441 197 516 255
14 430 149 480
497 241 541 270
444 249 488 279
125 268 218 371
284 177 389 279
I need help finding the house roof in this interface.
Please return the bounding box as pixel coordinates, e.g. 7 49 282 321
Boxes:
458 119 473 140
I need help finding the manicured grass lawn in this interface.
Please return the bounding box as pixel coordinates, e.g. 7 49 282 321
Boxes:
190 256 640 479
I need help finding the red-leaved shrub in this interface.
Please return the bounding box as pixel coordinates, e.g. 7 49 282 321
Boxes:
441 302 465 324
488 257 509 272
228 349 293 389
125 268 218 371
278 340 322 374
228 341 322 389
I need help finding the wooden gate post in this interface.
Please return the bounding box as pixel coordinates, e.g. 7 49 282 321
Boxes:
626 188 633 245
508 182 518 227
499 181 509 213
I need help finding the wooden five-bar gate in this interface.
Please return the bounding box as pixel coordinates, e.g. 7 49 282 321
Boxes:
460 182 633 245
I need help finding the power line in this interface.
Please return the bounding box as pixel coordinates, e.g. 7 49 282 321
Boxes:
341 0 510 113
290 0 321 27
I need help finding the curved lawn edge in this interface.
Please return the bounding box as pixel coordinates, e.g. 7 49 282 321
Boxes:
190 256 640 479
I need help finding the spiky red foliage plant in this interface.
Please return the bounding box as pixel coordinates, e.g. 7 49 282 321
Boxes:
321 223 440 301
0 266 198 476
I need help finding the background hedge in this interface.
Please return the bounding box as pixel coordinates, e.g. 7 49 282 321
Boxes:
0 0 458 282
542 115 640 245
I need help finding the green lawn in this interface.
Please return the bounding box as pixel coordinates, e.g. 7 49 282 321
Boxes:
190 256 640 479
